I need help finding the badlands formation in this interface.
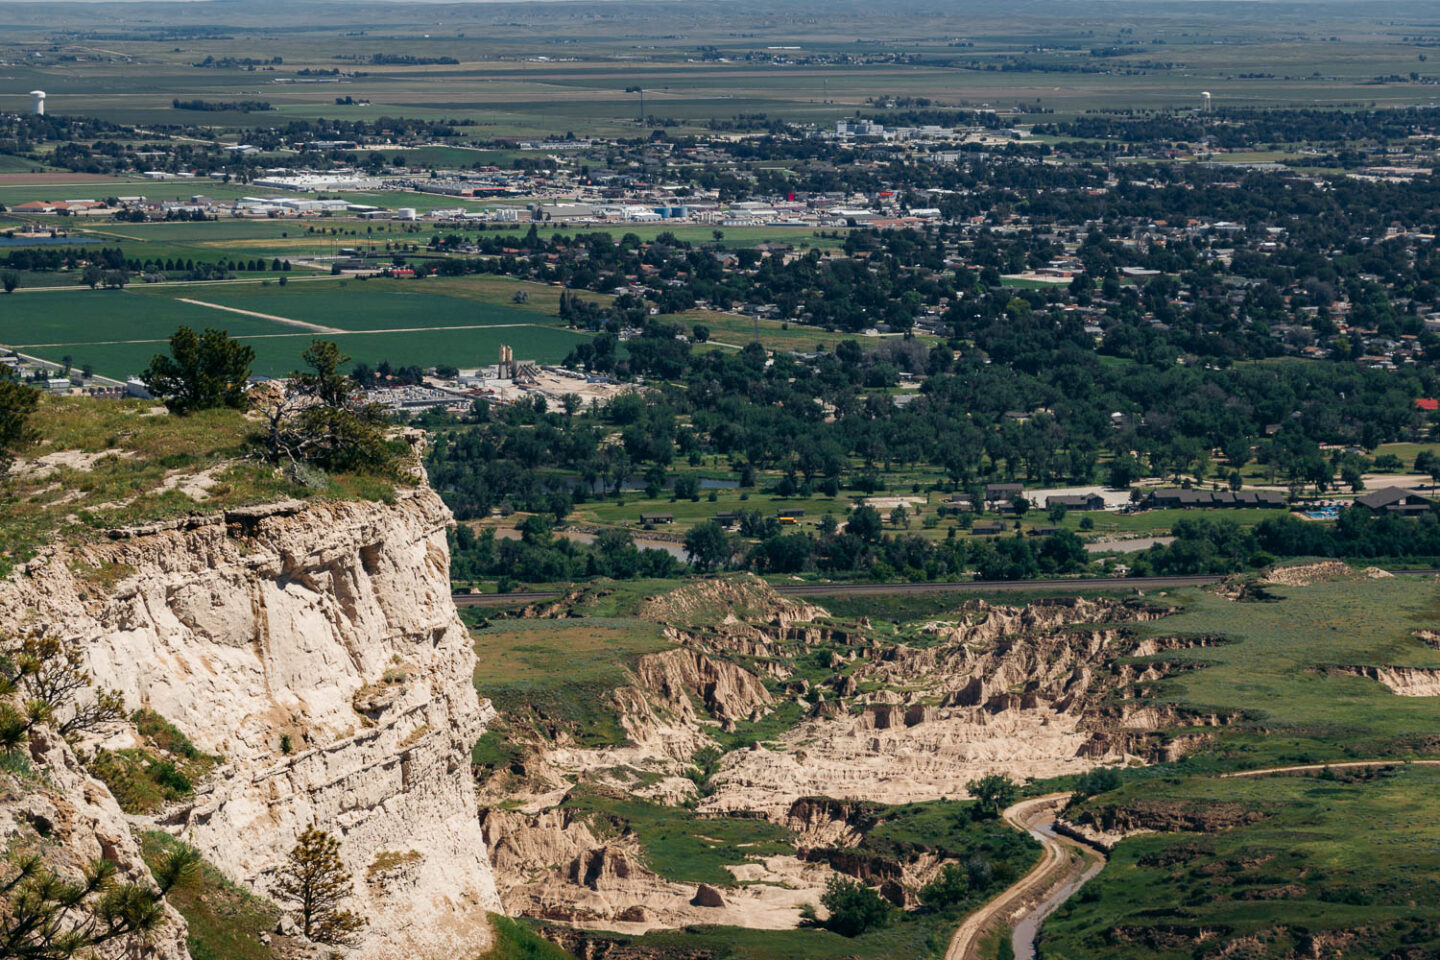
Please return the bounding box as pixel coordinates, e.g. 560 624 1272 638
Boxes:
475 577 1217 936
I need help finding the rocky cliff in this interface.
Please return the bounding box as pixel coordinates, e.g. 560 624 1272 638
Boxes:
0 488 501 959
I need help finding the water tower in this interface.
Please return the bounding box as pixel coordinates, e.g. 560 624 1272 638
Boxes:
1200 91 1212 115
29 90 45 116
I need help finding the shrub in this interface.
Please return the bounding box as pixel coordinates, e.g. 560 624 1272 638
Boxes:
818 876 891 937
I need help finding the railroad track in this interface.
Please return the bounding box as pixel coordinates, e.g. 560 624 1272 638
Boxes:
772 574 1226 597
450 574 1227 607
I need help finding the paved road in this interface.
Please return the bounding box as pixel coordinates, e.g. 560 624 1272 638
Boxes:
945 794 1105 960
948 759 1440 960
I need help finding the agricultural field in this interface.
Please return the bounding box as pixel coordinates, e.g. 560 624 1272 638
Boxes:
1 279 595 378
4 1 1440 137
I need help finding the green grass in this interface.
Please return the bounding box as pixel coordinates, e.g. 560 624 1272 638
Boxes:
1134 576 1440 763
140 832 278 960
481 916 578 960
560 796 1041 960
1045 765 1440 959
563 786 795 886
0 396 398 577
471 616 672 751
576 921 958 960
85 708 220 814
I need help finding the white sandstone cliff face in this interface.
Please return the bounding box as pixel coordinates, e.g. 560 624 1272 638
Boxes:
0 488 500 960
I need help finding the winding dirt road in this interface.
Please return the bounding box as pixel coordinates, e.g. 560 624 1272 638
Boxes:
945 794 1105 960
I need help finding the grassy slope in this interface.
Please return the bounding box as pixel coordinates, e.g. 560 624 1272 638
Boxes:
568 798 1041 960
471 615 672 755
562 787 795 886
482 915 579 960
139 833 279 960
0 396 397 575
1045 766 1440 959
1037 575 1440 957
1138 577 1440 762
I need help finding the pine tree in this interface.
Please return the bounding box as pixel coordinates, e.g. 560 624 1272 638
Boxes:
273 827 366 945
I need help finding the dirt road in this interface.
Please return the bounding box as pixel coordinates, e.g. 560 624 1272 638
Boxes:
176 297 344 334
1221 759 1440 778
946 794 1105 960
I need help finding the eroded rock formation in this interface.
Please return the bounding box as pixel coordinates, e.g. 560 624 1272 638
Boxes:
0 489 501 960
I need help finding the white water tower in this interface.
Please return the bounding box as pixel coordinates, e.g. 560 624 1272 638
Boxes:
1200 91 1212 114
30 90 45 116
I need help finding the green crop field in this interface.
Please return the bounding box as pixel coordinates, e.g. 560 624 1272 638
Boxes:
163 282 556 331
0 289 282 348
1 282 593 378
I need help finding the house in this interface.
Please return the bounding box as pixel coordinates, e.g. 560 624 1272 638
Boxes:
984 483 1024 510
971 522 1006 535
639 513 674 525
1354 487 1437 517
1046 493 1105 511
985 483 1023 501
1416 398 1439 413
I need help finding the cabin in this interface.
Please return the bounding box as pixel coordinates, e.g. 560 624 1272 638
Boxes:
639 513 674 525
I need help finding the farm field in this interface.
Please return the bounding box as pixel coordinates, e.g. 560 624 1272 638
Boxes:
0 282 594 378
